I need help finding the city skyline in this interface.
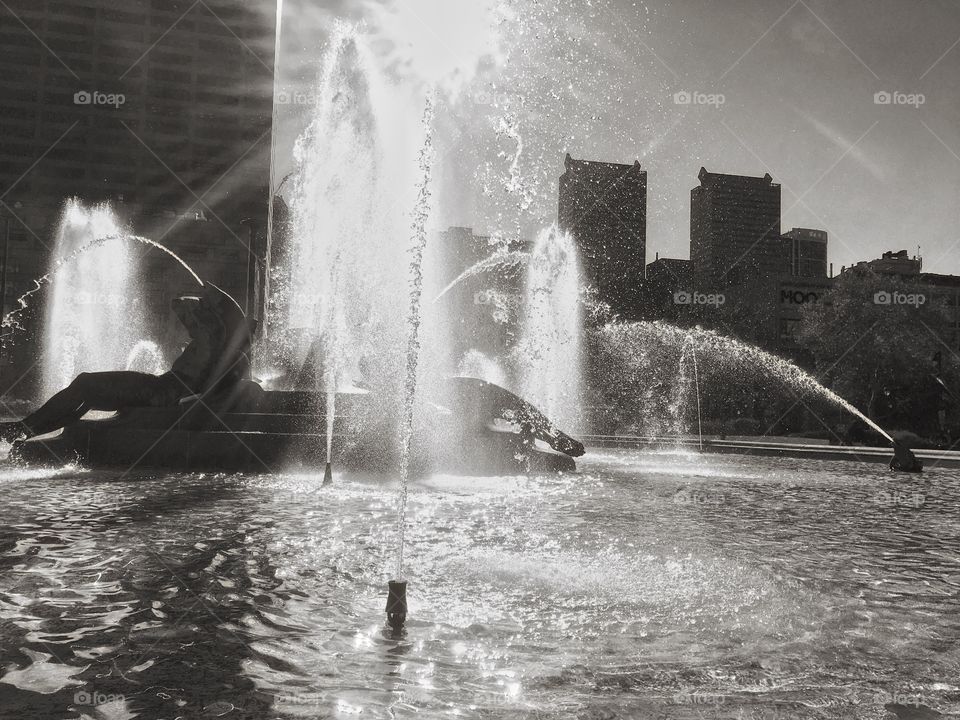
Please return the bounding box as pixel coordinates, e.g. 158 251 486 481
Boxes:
5 0 960 276
272 0 960 276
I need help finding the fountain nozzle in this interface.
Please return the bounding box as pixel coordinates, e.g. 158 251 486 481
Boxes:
890 441 923 473
386 579 407 631
323 462 333 486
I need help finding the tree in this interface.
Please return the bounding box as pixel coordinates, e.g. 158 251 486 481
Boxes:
796 271 954 436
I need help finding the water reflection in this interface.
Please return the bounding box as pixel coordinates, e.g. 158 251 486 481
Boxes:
0 452 957 718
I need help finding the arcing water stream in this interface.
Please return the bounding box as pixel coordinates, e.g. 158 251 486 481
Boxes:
2 231 202 337
602 321 895 444
1 200 203 403
432 249 529 303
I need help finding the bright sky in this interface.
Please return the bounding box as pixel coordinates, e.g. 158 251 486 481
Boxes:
274 0 960 275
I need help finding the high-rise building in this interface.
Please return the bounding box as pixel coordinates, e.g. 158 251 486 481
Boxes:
0 0 274 217
0 0 276 395
783 227 828 278
558 154 646 318
690 167 784 288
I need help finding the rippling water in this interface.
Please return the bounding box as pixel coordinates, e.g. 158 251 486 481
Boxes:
0 449 958 719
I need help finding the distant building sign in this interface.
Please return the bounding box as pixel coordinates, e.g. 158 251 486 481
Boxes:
780 288 822 305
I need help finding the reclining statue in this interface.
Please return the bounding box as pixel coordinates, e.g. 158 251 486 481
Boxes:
0 283 252 442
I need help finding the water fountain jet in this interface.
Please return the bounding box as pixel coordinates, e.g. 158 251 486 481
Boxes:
516 226 582 432
601 321 899 447
390 93 437 628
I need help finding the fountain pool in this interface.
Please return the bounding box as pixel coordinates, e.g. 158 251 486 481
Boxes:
0 449 956 719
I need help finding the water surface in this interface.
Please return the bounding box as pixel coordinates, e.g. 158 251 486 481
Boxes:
0 450 957 719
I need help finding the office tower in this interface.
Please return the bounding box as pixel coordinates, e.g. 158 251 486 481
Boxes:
558 154 646 318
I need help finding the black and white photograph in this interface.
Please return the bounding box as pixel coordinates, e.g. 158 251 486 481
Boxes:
0 0 959 718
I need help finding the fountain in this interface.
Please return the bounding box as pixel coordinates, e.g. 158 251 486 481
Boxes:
1 4 949 715
457 349 507 386
432 249 529 303
515 226 583 432
667 335 704 451
599 321 897 445
40 201 148 399
2 231 201 341
1 0 923 660
125 340 166 375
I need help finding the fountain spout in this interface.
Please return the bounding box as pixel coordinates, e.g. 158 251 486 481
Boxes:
386 579 407 632
890 441 923 473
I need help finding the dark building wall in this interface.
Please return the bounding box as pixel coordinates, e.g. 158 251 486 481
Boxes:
690 167 784 288
642 257 691 318
558 154 646 319
0 0 274 213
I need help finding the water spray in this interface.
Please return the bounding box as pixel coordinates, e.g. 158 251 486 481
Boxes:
432 249 529 303
389 92 436 631
690 341 704 452
606 321 897 446
2 233 202 335
323 387 335 487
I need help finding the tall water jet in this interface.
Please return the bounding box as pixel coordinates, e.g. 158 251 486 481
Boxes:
516 226 583 431
668 336 704 450
395 94 436 580
276 27 415 417
690 343 704 451
42 201 148 399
